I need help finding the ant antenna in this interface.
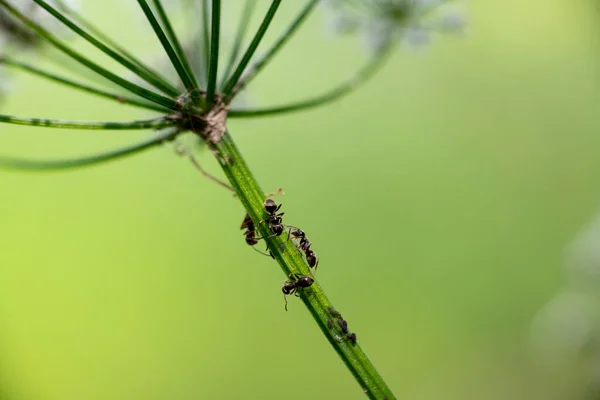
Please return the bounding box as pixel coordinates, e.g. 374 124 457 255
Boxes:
264 188 286 197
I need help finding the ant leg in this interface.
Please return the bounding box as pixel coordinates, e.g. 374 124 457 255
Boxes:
175 145 235 192
289 272 302 281
251 246 271 257
283 294 289 312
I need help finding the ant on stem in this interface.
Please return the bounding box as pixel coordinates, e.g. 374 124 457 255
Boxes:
282 273 314 311
287 227 319 270
261 198 285 237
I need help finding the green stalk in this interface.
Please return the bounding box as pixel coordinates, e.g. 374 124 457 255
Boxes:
219 0 256 90
229 45 394 118
54 1 180 95
212 131 396 400
0 0 177 109
137 0 199 96
227 0 318 99
0 115 173 130
1 58 170 113
151 0 200 100
0 128 178 171
221 0 282 96
33 0 180 97
206 0 221 108
200 0 211 87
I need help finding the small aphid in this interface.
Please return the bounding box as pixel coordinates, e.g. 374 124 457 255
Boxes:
337 319 349 334
347 332 357 345
282 273 314 311
328 307 342 319
327 319 334 328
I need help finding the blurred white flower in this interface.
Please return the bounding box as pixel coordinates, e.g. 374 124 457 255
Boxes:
565 209 600 290
0 0 81 48
323 0 466 53
531 204 600 397
531 291 600 369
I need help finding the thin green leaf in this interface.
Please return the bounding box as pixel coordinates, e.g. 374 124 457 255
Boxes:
0 128 179 171
0 114 174 130
206 0 221 108
52 1 180 95
32 0 180 97
221 0 282 96
201 0 211 87
228 45 393 118
151 0 200 101
219 1 256 90
0 0 178 109
1 57 170 113
228 0 319 99
137 0 199 98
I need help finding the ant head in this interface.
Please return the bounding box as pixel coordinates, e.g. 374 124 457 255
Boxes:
298 276 314 288
245 235 258 246
264 198 279 213
292 228 305 237
282 284 293 295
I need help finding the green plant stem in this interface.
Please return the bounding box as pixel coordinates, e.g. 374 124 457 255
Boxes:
1 58 169 113
228 0 318 98
33 0 180 97
228 44 393 118
212 131 396 400
53 1 179 95
219 0 256 90
137 0 199 96
0 115 173 130
0 0 177 109
206 0 221 107
151 0 200 100
221 0 282 97
199 0 211 87
0 128 178 171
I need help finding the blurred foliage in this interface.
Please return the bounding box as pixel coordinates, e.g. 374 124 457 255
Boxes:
0 0 599 399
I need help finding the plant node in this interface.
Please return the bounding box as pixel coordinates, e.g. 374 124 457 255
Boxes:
169 92 229 145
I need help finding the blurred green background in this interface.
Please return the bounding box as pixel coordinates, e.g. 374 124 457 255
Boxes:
1 1 600 399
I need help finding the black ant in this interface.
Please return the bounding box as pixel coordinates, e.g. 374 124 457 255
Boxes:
288 227 319 270
282 273 314 311
240 213 272 256
261 199 285 237
241 213 259 246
